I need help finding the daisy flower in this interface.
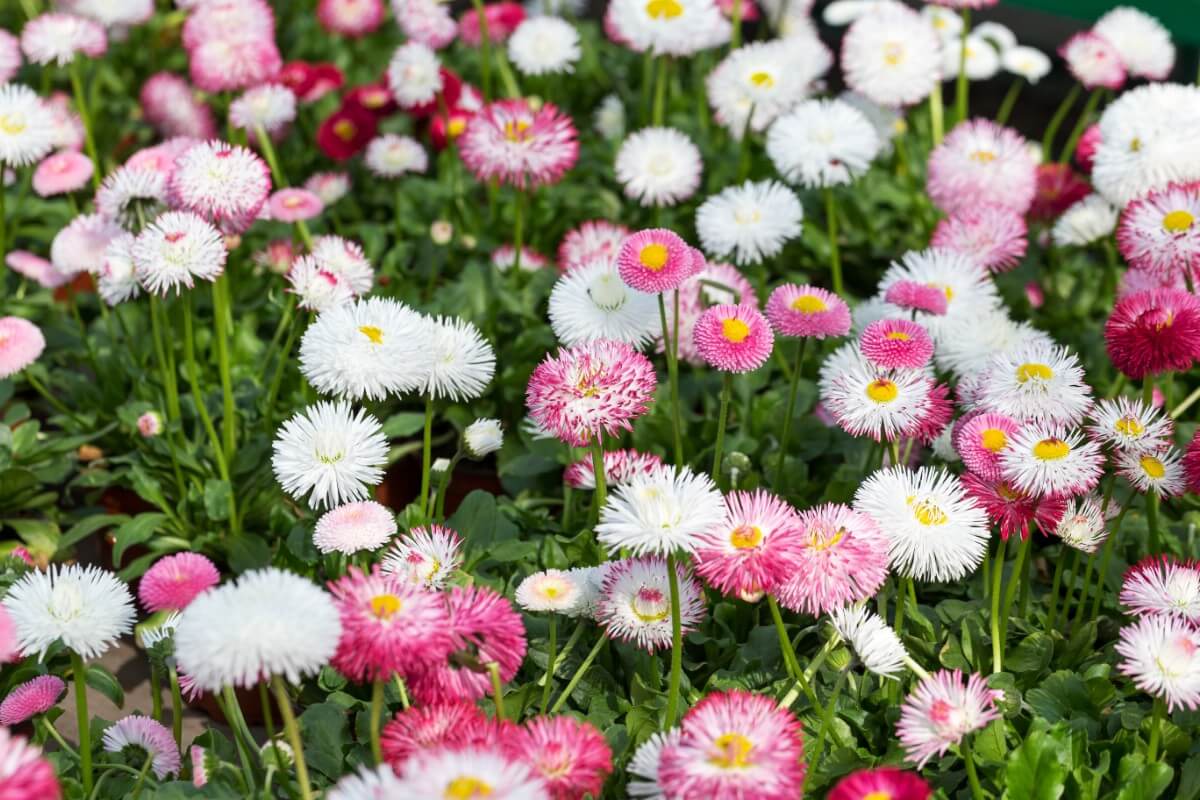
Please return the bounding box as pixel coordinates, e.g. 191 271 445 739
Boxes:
32 151 93 197
1121 556 1200 624
693 303 774 372
174 568 341 691
695 180 803 265
1052 194 1119 247
896 670 1001 767
5 251 66 290
421 316 496 402
1059 31 1125 90
859 319 933 370
878 249 1001 340
0 317 46 379
386 41 443 109
464 418 503 458
0 31 19 83
287 256 355 313
548 260 659 348
169 140 271 232
396 746 547 799
1088 396 1173 454
393 0 457 49
558 220 630 273
1053 494 1109 554
1000 424 1104 498
96 165 170 231
930 204 1027 273
0 730 59 800
822 349 934 442
775 503 890 615
831 604 908 679
883 281 947 317
459 99 579 188
941 34 1000 82
515 569 586 614
962 472 1066 541
380 525 464 589
765 284 851 339
1093 7 1174 81
767 98 879 188
1116 183 1200 280
102 716 180 779
380 701 492 767
617 228 696 294
310 235 374 296
615 127 703 207
458 1 525 45
597 463 725 557
20 13 106 66
840 3 941 108
855 467 990 582
1187 431 1200 495
305 171 351 205
138 552 220 612
606 0 728 57
596 557 705 652
228 84 296 136
313 501 397 555
364 133 428 178
1117 447 1186 498
140 73 217 140
506 716 612 800
51 212 122 276
705 39 832 136
954 411 1021 481
317 0 386 36
975 342 1093 426
1116 615 1200 711
692 490 804 600
491 244 548 272
329 764 406 799
267 189 322 222
271 401 389 510
564 449 664 491
932 310 1053 381
1001 45 1052 84
658 690 804 800
628 730 679 799
593 93 626 141
2 564 135 660
189 38 283 96
181 0 275 48
0 676 66 726
508 17 581 75
927 119 1037 215
1106 288 1200 380
829 768 932 800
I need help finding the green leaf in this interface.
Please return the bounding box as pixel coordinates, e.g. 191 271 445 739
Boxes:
203 479 232 521
4 518 61 555
1002 724 1069 800
112 513 166 567
86 664 125 708
286 524 319 565
382 412 427 438
227 535 272 573
1116 754 1174 800
59 513 129 553
446 490 517 550
1177 754 1200 800
298 702 346 779
1007 631 1053 674
129 464 169 510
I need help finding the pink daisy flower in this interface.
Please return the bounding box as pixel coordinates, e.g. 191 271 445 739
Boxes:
926 119 1037 216
327 567 455 683
1116 183 1200 281
765 284 851 339
380 701 494 769
458 1 525 45
693 490 805 601
0 605 18 664
188 37 282 95
1115 615 1200 711
5 251 67 289
140 73 218 140
0 675 66 726
955 412 1022 482
775 502 890 616
51 213 122 276
506 716 613 800
1059 31 1125 90
254 239 296 275
32 151 94 197
317 0 386 36
616 228 696 294
1076 124 1102 173
596 557 705 652
101 715 181 779
659 690 805 800
1105 288 1200 379
395 0 458 50
491 244 548 273
181 0 275 49
896 670 1002 768
0 730 60 800
859 319 934 370
930 205 1028 273
1185 430 1200 495
693 303 774 373
137 411 162 438
407 585 526 704
1120 555 1200 624
459 99 578 188
313 501 397 555
138 553 220 613
267 188 323 222
912 381 954 445
0 31 20 84
20 13 106 66
563 448 664 490
558 220 631 273
525 339 657 447
1030 163 1092 222
0 317 46 380
829 767 932 800
662 261 758 366
1117 266 1188 300
884 281 949 316
961 472 1065 541
170 140 272 233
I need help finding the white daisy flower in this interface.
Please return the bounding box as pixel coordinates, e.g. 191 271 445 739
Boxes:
464 417 504 457
1121 556 1200 624
1001 45 1052 83
548 259 660 348
565 564 611 620
596 464 726 556
831 604 908 679
628 730 680 799
508 17 580 76
396 747 548 799
299 296 434 401
20 12 106 66
131 210 227 295
1087 396 1173 454
973 21 1017 53
271 401 389 510
515 569 585 613
1093 6 1175 81
854 466 990 582
386 42 443 109
593 94 626 142
1116 615 1200 711
920 5 962 44
705 39 832 137
2 564 135 661
1000 424 1105 498
95 165 169 231
380 526 463 589
1052 194 1118 247
606 0 729 57
941 35 1000 82
596 556 706 652
975 341 1093 426
310 235 374 296
229 84 296 136
932 309 1052 380
1117 447 1186 498
98 232 140 306
169 140 270 230
364 133 428 178
174 568 341 691
0 84 55 167
287 255 355 313
615 126 703 208
101 716 181 779
877 248 1002 343
66 0 154 28
766 98 880 189
841 2 942 108
695 179 803 266
328 765 406 800
1054 494 1109 554
822 350 933 442
421 316 496 402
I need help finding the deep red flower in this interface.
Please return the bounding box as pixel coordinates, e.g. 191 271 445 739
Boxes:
1028 163 1091 222
1075 124 1101 173
1105 288 1200 379
962 472 1066 541
316 103 378 161
458 2 525 45
277 61 345 102
393 68 463 118
344 82 397 117
1183 430 1200 495
829 767 932 800
429 106 474 150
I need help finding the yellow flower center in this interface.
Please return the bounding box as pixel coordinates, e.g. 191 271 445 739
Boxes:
0 113 27 135
631 587 669 623
333 119 357 141
1140 455 1166 479
809 526 846 551
1115 415 1144 437
504 120 531 142
865 379 898 403
369 593 402 619
1163 210 1195 233
729 524 763 550
791 294 827 314
981 428 1008 452
709 732 754 769
864 793 893 800
639 243 669 271
909 497 948 526
925 281 954 300
645 0 683 18
448 118 467 138
1130 137 1142 152
358 325 384 344
445 776 493 799
1033 438 1070 461
749 71 774 88
884 331 910 341
1016 362 1053 383
722 317 751 343
883 42 904 66
971 149 997 163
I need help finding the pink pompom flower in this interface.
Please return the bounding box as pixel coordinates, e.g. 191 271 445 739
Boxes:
884 280 949 316
506 716 613 800
32 151 94 197
955 411 1021 482
313 501 397 556
381 701 494 769
1059 31 1125 90
0 675 66 726
775 502 890 616
558 220 630 273
1115 615 1200 712
1116 183 1200 282
140 73 218 140
458 99 579 188
20 13 106 66
693 490 805 601
563 448 664 490
138 552 220 612
765 284 851 339
0 317 46 380
5 251 67 289
137 411 163 438
930 204 1028 273
317 0 386 36
829 767 932 800
926 119 1037 216
170 140 271 233
101 715 181 779
0 30 20 84
859 319 934 370
1105 288 1200 380
458 1 525 45
267 188 323 222
897 670 1002 768
616 228 696 294
0 604 18 664
0 729 60 800
188 37 282 95
693 303 774 373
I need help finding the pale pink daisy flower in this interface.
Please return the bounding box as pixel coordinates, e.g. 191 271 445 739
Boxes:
32 151 93 197
124 137 198 178
1116 183 1200 281
42 91 83 153
364 133 428 178
693 490 805 601
693 303 774 373
459 99 579 188
287 256 354 313
138 552 220 612
859 319 934 370
659 690 805 800
140 73 217 140
318 0 386 36
1116 615 1200 711
0 31 20 83
0 730 60 800
170 140 271 233
884 281 949 316
394 0 458 50
381 702 495 769
137 411 162 438
50 213 122 276
491 244 548 273
525 339 657 447
327 567 455 682
506 716 613 800
188 37 282 95
930 205 1028 273
596 556 705 653
102 715 181 779
617 228 696 294
313 501 397 555
20 13 106 66
228 84 296 137
775 503 889 615
304 171 351 205
406 585 526 704
558 220 631 273
563 448 664 490
927 119 1038 216
1121 556 1200 625
190 745 209 787
253 239 295 275
1059 31 1125 90
267 188 323 222
765 284 851 339
0 675 66 726
896 670 1002 768
132 210 227 295
310 234 374 295
181 0 275 48
0 317 46 379
5 251 67 289
381 525 464 589
954 412 1021 482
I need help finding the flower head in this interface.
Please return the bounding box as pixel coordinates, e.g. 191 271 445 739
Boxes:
831 605 908 679
775 503 890 615
841 3 941 108
1000 424 1104 498
1116 615 1200 711
0 730 60 799
0 675 66 726
506 716 612 800
20 13 106 66
33 150 93 197
975 342 1093 426
693 302 774 372
364 133 428 178
508 17 581 76
954 411 1021 481
617 228 697 294
1121 556 1200 625
1094 6 1174 81
596 557 705 652
962 472 1066 541
268 188 323 222
1105 288 1200 379
597 464 725 557
927 119 1037 215
96 165 170 232
765 284 851 339
693 490 804 600
558 220 630 273
767 98 880 188
860 319 933 370
1117 447 1186 498
1053 494 1109 554
422 316 496 402
138 552 220 613
548 260 659 348
515 569 586 614
0 316 45 379
229 84 296 136
1116 183 1200 281
313 501 397 555
930 204 1027 273
381 525 464 589
3 564 135 660
829 768 932 800
311 235 374 296
459 98 578 188
706 39 831 137
395 746 547 799
140 73 216 140
606 0 728 57
381 702 493 769
1059 31 1125 90
564 448 664 490
272 401 389 510
0 84 54 167
132 210 227 295
317 0 386 35
102 716 181 779
896 670 1002 767
695 180 802 266
615 127 703 207
169 140 271 233
1052 194 1119 247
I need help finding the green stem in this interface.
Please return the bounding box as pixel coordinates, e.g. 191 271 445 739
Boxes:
1059 88 1102 164
1058 548 1081 624
1171 385 1200 419
488 662 507 720
511 189 526 273
212 274 237 462
998 533 1032 654
775 338 809 494
0 178 6 284
129 754 154 800
68 60 101 192
995 78 1024 126
664 552 684 729
929 82 945 147
1146 491 1162 554
70 652 93 794
1147 697 1165 762
182 296 230 482
220 686 257 787
729 0 742 48
470 0 493 100
1042 83 1081 161
590 435 607 512
271 676 314 800
167 664 184 751
434 452 462 522
658 294 685 466
767 595 817 707
823 188 843 296
369 679 385 765
42 716 79 758
893 576 909 642
711 373 734 481
1045 546 1067 629
24 371 84 425
962 737 986 800
149 666 163 722
1089 511 1126 620
549 634 608 714
805 669 848 789
419 396 435 517
990 536 1008 673
652 58 670 126
254 125 288 185
539 616 557 714
263 314 302 429
955 9 970 123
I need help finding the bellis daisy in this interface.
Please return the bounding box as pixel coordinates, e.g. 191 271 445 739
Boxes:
705 39 831 136
695 180 803 265
506 716 612 800
364 133 428 178
0 84 54 167
32 150 93 197
1059 31 1125 91
615 127 703 207
775 502 890 615
310 235 374 296
138 552 220 612
1051 194 1119 247
3 564 135 660
617 228 696 293
1088 396 1173 454
395 746 548 799
1116 183 1200 280
288 256 355 313
0 317 46 379
313 501 398 555
169 140 271 232
692 490 804 600
860 319 934 370
597 557 705 652
548 260 659 348
822 348 934 442
954 411 1021 481
692 302 774 372
1105 288 1200 380
829 768 932 800
1116 615 1200 711
102 715 181 779
381 525 464 589
930 204 1028 273
1093 6 1174 81
515 569 585 614
0 675 66 726
386 41 443 109
1121 556 1200 624
831 604 909 679
0 730 59 800
597 463 725 556
767 98 880 188
464 418 503 457
1001 45 1052 83
1053 494 1109 554
508 17 581 75
558 220 630 273
765 284 851 339
380 701 493 767
927 119 1037 215
563 448 664 490
975 342 1093 426
1117 447 1186 498
840 3 941 108
460 99 578 188
229 84 296 136
271 401 389 510
896 670 1001 767
628 730 679 799
20 13 106 66
1001 424 1104 498
606 0 728 57
421 315 496 402
132 210 227 295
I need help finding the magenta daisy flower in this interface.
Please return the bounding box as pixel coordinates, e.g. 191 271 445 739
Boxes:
138 552 220 613
0 605 17 664
617 228 696 294
407 585 526 704
659 690 805 800
563 448 664 490
1186 430 1200 495
0 730 60 800
1105 288 1200 379
558 219 630 273
459 99 578 188
525 339 657 447
169 140 272 233
896 670 1002 768
926 119 1037 216
884 280 949 316
930 204 1028 273
0 317 46 380
859 319 934 370
1116 183 1200 281
327 567 455 683
765 284 851 339
693 490 805 601
0 675 65 726
505 716 613 800
693 303 775 373
1121 556 1200 624
381 701 494 769
961 472 1066 541
102 715 182 779
829 767 932 800
954 411 1021 482
775 503 890 616
1059 31 1125 90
